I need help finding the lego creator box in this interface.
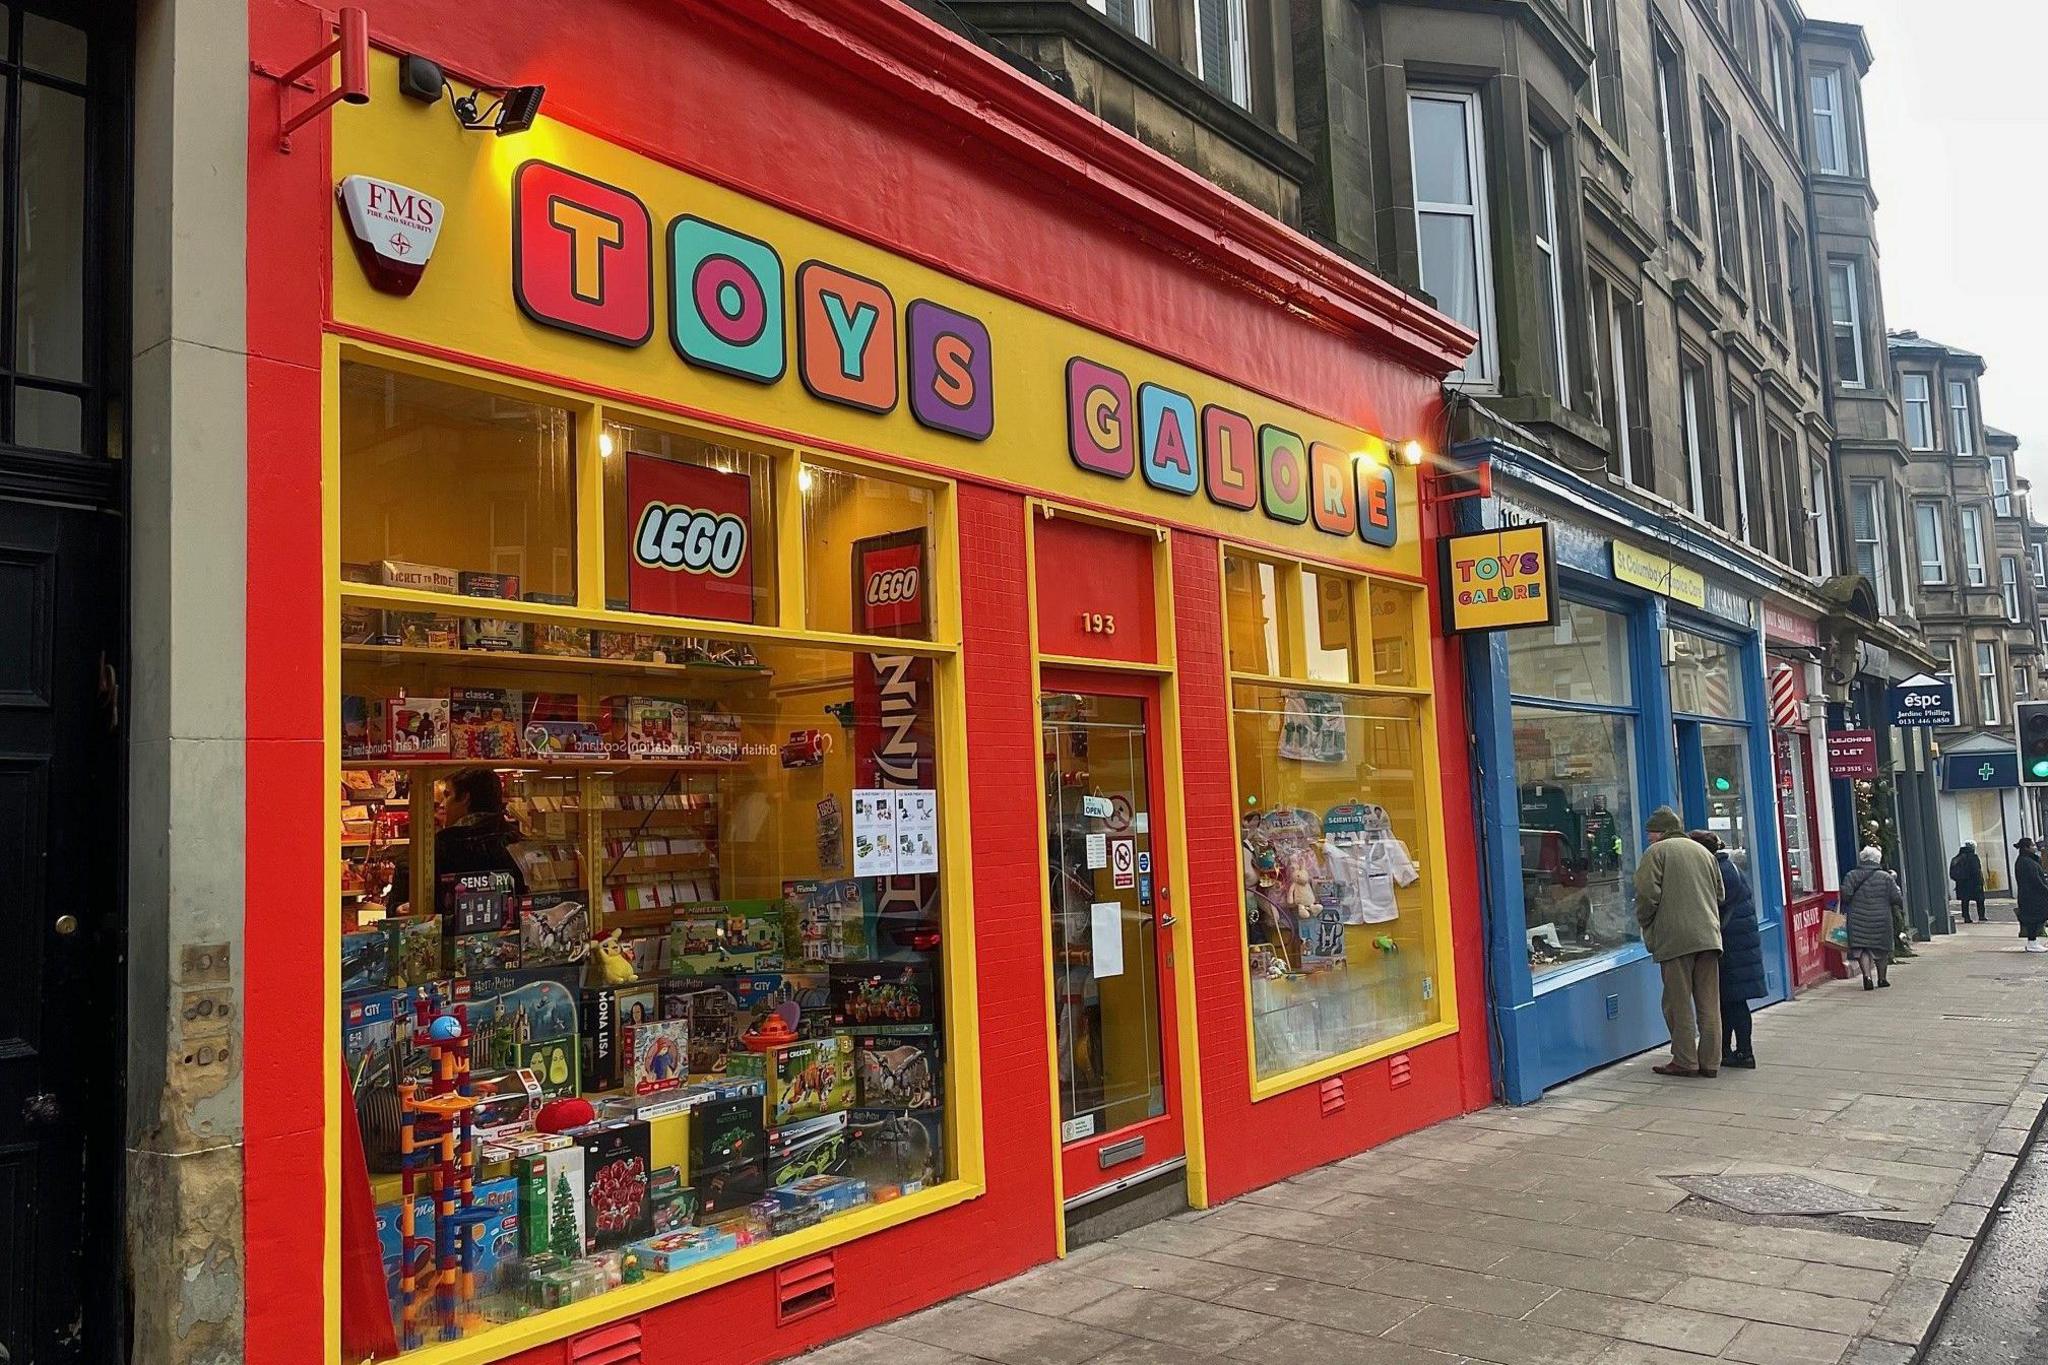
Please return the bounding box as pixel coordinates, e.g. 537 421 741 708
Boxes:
691 1158 767 1219
785 878 874 965
576 1120 653 1249
381 916 442 989
622 1018 690 1096
724 1034 855 1125
341 929 391 994
519 894 591 967
385 697 451 756
601 695 688 758
668 901 785 974
441 869 519 935
847 1107 943 1189
688 1092 767 1170
829 961 936 1030
517 1144 587 1258
450 688 522 759
853 1033 941 1110
447 928 521 977
766 1112 849 1187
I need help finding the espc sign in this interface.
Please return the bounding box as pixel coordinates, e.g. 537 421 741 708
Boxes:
625 453 755 623
1442 524 1556 634
336 175 443 296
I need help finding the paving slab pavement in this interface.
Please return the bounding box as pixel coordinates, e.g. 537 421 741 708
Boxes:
797 915 2048 1365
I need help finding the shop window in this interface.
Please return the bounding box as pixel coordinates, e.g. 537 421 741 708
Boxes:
1670 629 1741 719
1775 730 1818 896
800 461 934 640
603 419 780 626
339 363 959 1356
1238 685 1440 1079
1223 552 1284 675
1508 602 1641 978
1229 552 1443 1084
340 363 579 600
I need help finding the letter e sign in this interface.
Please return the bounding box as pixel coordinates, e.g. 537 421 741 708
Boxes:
626 452 756 623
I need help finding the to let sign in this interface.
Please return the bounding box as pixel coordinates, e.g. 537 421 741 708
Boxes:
1888 673 1956 728
1828 729 1879 779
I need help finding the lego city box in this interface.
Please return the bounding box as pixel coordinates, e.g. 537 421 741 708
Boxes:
724 1033 855 1125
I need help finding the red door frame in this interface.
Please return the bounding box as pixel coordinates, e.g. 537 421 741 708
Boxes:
1039 663 1187 1203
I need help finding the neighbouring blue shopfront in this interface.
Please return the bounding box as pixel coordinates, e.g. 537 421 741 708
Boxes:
1455 440 1792 1104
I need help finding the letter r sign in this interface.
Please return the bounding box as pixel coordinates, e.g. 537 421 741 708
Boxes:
513 160 654 347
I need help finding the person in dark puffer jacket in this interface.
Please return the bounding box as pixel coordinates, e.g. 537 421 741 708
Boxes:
1694 831 1764 1068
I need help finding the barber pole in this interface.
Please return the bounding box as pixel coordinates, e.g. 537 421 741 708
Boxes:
1770 663 1803 731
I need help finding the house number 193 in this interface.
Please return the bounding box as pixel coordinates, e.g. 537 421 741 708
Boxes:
1080 612 1117 635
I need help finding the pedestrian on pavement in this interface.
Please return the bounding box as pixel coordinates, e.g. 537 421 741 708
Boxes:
1951 842 1988 924
2015 837 2048 952
1841 846 1902 988
1694 831 1762 1069
1636 806 1725 1078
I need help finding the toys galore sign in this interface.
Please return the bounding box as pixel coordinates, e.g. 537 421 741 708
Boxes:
1441 524 1556 634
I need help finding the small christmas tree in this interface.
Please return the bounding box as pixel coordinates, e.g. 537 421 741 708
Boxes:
550 1170 580 1257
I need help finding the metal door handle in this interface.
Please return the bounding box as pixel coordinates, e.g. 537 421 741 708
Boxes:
22 1092 61 1127
1158 913 1177 927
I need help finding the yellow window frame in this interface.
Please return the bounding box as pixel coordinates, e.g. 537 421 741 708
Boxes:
322 335 985 1365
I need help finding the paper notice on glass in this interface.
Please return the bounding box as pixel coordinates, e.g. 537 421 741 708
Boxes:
895 790 940 875
1084 833 1108 869
851 788 897 877
1090 902 1124 979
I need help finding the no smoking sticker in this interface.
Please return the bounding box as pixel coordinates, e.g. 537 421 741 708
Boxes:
1111 837 1136 890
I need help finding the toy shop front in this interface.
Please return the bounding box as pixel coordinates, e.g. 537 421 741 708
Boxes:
242 5 1490 1364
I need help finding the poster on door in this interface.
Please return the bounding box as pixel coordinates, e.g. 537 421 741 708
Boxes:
851 788 896 877
895 791 939 875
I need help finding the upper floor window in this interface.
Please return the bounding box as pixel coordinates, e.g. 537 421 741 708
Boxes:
1729 386 1760 548
1827 260 1865 388
1915 502 1947 585
1701 99 1743 290
1680 354 1715 522
1529 133 1572 403
1409 89 1497 389
1729 0 1761 78
1591 272 1646 487
1962 505 1988 587
1903 374 1935 450
1948 380 1976 456
2003 554 2024 623
1587 0 1625 141
1654 36 1698 232
1741 152 1783 332
1850 479 1892 612
1785 214 1817 370
1810 66 1851 174
1087 0 1154 42
1769 424 1806 571
1810 459 1836 578
1991 452 2013 515
1768 26 1795 134
1979 641 2004 726
2032 543 2046 589
1192 0 1250 107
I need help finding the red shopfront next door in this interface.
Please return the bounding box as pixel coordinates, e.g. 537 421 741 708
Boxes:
1039 667 1185 1205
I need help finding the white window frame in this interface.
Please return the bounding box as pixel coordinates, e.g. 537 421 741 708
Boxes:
1655 42 1688 224
1811 66 1849 174
1903 374 1934 451
1608 292 1637 486
1768 26 1794 132
1681 362 1708 519
1530 135 1571 402
1191 0 1250 108
1962 506 1988 587
1086 0 1154 42
1949 380 1977 457
1410 89 1499 390
2031 543 2046 590
1991 452 2012 515
1915 502 1947 585
2018 664 2032 703
1978 640 2004 727
1809 460 1836 578
2003 555 2023 622
1730 393 1755 546
1827 260 1865 389
1936 640 1959 680
1850 479 1891 612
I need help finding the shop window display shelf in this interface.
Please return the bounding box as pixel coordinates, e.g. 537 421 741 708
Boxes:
340 641 772 684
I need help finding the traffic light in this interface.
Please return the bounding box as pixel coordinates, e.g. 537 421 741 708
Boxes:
2019 701 2048 786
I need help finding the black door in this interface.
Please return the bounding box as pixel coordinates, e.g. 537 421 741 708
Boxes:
0 497 119 1365
0 2 129 1361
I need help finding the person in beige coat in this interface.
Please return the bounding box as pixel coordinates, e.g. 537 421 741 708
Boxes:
1635 805 1726 1077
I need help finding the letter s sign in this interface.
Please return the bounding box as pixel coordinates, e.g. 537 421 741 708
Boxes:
624 452 757 623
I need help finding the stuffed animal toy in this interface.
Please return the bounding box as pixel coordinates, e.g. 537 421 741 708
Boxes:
591 929 639 985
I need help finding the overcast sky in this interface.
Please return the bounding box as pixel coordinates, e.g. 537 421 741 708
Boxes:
1848 1 2048 482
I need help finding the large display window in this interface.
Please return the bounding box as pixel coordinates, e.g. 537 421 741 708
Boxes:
333 351 972 1357
1507 601 1644 978
1223 550 1451 1088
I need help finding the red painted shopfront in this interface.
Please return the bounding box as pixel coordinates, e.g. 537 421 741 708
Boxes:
242 3 1489 1363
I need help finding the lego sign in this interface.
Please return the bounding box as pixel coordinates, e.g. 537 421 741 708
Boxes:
625 453 755 623
1064 358 1399 547
854 529 929 639
1441 524 1556 633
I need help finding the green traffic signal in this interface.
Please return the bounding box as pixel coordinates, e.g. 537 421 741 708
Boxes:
2032 758 2048 779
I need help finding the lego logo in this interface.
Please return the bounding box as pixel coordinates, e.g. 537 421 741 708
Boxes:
866 567 920 605
632 502 747 577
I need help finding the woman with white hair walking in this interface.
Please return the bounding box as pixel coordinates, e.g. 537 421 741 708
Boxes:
1839 846 1903 990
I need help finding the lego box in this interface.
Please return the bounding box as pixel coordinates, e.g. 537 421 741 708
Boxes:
622 1018 690 1096
601 695 688 758
687 1093 767 1171
829 962 936 1030
385 697 451 756
341 929 391 995
446 928 521 976
724 1034 855 1125
577 1120 653 1249
519 894 591 966
766 1112 850 1187
381 916 443 989
853 1033 941 1110
847 1107 943 1188
517 1144 587 1258
451 687 522 759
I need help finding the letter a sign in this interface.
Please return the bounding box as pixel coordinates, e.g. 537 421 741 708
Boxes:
626 452 756 623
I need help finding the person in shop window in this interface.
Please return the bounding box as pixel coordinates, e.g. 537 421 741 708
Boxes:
1635 806 1725 1078
2015 838 2048 953
1840 846 1902 988
387 767 528 912
1692 831 1762 1070
1950 842 1987 925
